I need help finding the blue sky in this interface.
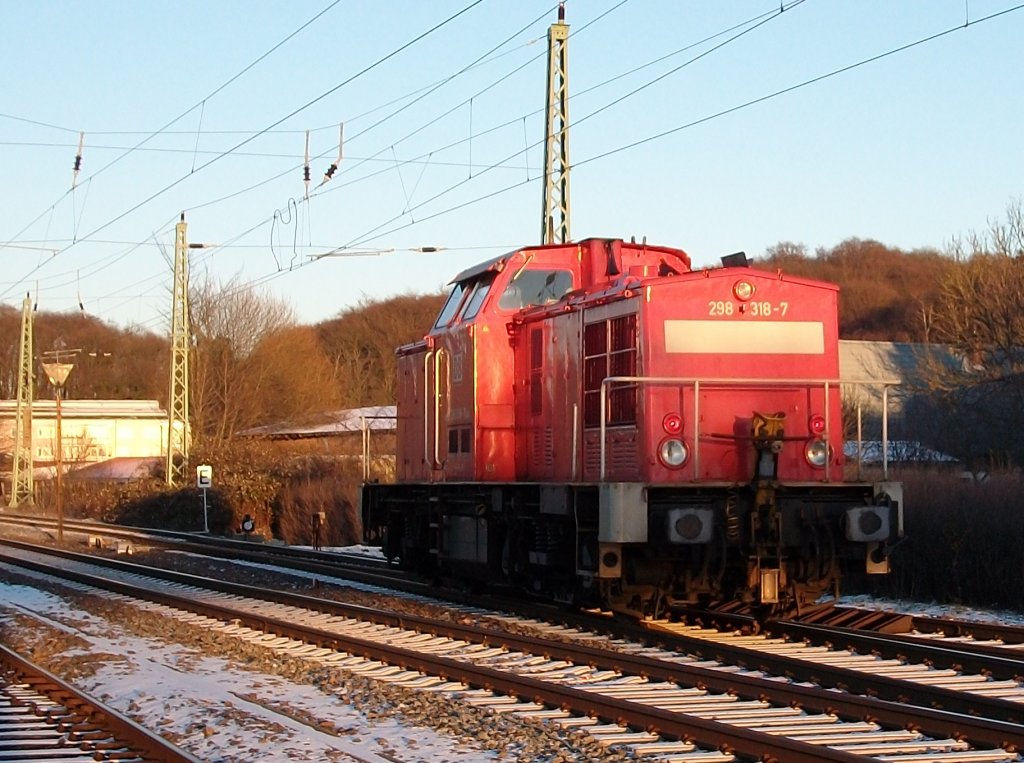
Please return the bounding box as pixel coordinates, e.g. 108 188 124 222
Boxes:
2 0 1021 331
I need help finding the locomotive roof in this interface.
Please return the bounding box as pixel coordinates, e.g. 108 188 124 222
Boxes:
449 238 692 285
449 251 508 284
683 264 840 291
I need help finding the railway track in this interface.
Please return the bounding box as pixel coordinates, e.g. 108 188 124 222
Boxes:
0 642 200 762
7 515 1024 688
0 511 450 597
2 538 1023 762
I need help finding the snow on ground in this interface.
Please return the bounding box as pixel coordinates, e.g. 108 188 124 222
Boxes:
5 541 1024 762
0 579 496 763
283 544 386 559
323 544 386 559
837 594 1024 627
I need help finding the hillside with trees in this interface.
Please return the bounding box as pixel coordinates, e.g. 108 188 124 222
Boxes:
758 238 957 341
315 292 446 408
0 305 167 402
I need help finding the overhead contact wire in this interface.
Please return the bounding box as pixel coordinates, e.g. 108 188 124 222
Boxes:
1 0 484 299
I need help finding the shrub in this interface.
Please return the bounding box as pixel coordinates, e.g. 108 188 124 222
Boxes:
56 442 367 546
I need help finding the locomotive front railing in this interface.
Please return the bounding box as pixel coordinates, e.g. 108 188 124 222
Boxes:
598 376 900 483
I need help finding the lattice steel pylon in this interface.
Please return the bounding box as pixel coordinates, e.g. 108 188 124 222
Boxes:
166 215 190 487
8 295 34 507
541 3 570 245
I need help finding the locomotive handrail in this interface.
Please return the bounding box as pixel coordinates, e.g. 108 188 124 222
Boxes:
572 404 580 482
423 349 434 470
360 413 394 483
598 376 900 482
434 346 447 470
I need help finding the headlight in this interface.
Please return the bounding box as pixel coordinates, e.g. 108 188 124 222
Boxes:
659 438 688 468
733 280 755 301
804 438 829 468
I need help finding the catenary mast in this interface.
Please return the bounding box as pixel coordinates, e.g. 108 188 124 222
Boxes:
541 3 570 245
8 295 34 507
166 215 190 487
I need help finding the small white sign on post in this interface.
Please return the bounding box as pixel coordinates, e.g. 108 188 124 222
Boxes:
196 465 213 533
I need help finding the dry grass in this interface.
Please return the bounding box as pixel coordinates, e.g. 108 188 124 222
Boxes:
272 459 360 547
866 467 1024 610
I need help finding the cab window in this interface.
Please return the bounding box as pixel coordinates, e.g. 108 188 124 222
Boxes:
433 282 467 329
460 276 494 321
498 269 573 311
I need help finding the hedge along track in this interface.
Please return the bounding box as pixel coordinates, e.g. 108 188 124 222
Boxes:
2 543 1024 762
0 642 201 762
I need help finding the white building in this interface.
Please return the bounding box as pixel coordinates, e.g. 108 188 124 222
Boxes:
0 399 168 464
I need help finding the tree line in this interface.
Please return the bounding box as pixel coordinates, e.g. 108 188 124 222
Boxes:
2 199 1021 466
0 279 446 444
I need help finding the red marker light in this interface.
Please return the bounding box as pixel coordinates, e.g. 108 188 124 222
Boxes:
809 414 826 434
663 412 683 434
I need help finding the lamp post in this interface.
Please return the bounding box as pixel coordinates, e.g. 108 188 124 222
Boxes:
41 360 74 543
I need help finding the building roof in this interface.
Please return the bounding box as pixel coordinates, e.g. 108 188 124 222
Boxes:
237 405 396 440
66 456 162 481
839 340 957 385
0 399 166 419
844 440 958 464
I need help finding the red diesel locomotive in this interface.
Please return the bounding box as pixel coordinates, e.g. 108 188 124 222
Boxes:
362 238 903 617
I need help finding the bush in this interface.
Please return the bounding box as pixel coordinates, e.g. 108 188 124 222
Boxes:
272 461 358 546
55 441 366 545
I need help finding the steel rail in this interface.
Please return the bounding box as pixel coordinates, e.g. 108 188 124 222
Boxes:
0 511 389 566
0 643 201 762
633 617 1024 727
908 613 1024 646
0 512 399 578
766 618 1024 684
5 527 1024 723
2 541 1022 757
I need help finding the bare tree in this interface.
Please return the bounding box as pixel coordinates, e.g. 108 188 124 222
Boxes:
189 275 296 442
244 325 342 427
759 238 953 341
316 292 446 406
921 200 1024 466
